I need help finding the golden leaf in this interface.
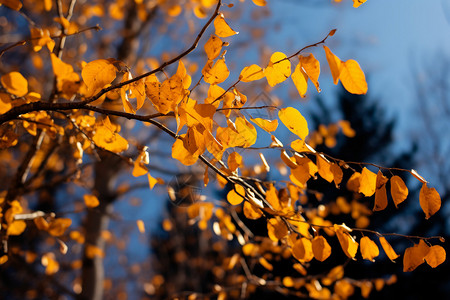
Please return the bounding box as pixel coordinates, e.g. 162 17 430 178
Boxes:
359 167 377 197
214 13 238 37
172 135 199 166
227 184 245 205
81 59 117 95
419 183 441 219
204 34 223 60
278 107 309 140
48 218 72 236
250 118 278 132
312 235 332 262
334 224 358 259
136 220 145 233
264 52 291 87
353 0 367 8
291 63 308 97
0 0 22 11
228 151 243 172
390 175 408 208
7 220 26 236
267 217 288 242
317 154 334 183
403 240 430 272
373 170 388 211
300 53 321 92
252 0 267 6
360 236 379 262
202 58 230 85
148 173 158 190
340 59 368 94
1 72 28 97
243 201 263 220
323 46 342 84
379 236 399 262
239 64 265 82
292 237 314 262
424 245 446 268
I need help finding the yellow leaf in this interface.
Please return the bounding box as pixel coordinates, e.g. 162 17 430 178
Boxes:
250 118 278 132
239 64 265 82
359 167 377 197
360 281 373 298
317 154 334 183
0 93 12 114
148 173 158 190
0 0 22 10
322 265 344 286
360 236 379 262
7 220 26 236
227 184 245 205
84 194 100 208
93 117 129 153
235 116 257 148
136 220 145 233
419 183 441 219
300 53 321 92
259 257 273 271
1 72 28 97
252 0 267 6
202 58 230 85
338 120 356 137
281 150 298 169
330 163 343 188
334 280 355 299
334 224 358 259
204 34 223 60
172 135 199 166
323 46 342 84
146 74 186 115
373 170 388 211
34 217 49 231
312 235 332 261
243 201 263 220
424 245 446 268
41 253 59 275
291 63 308 97
133 149 149 177
267 217 288 242
228 151 243 172
81 59 117 94
403 240 430 272
214 13 238 37
292 237 314 262
264 52 291 87
0 255 8 265
353 0 367 8
390 175 408 208
278 107 308 140
340 59 368 94
346 171 361 192
379 236 399 262
48 218 72 236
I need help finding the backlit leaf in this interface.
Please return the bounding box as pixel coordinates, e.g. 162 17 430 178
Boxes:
252 0 267 6
403 240 430 272
300 53 321 92
136 220 145 233
172 135 199 166
93 117 129 153
81 59 117 94
374 171 388 211
204 34 223 60
291 63 308 97
202 58 230 85
250 118 278 132
278 107 309 140
267 217 288 242
330 163 343 187
239 64 265 82
235 116 257 147
259 257 273 271
334 224 358 259
227 184 245 205
424 245 446 268
359 167 377 197
339 59 368 94
214 13 238 37
312 235 332 261
419 183 441 219
1 72 28 97
292 237 314 262
148 173 158 190
264 52 291 87
390 175 408 208
84 194 100 208
379 236 399 262
317 154 334 183
360 236 379 262
228 151 243 172
7 220 26 236
0 0 22 11
48 218 72 237
353 0 367 8
146 74 186 115
243 201 263 220
323 46 342 84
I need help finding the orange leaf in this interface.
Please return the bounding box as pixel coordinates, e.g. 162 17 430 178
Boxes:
334 280 355 299
6 220 26 236
243 201 263 220
390 175 408 208
48 218 72 237
330 163 343 188
317 154 334 183
267 217 288 242
292 237 314 262
0 0 22 10
228 151 243 172
239 64 265 82
252 0 267 6
204 34 223 60
360 236 379 262
84 194 100 208
323 46 342 84
259 257 273 271
403 240 430 272
419 183 441 219
171 135 199 166
136 220 145 233
424 245 446 268
147 173 158 190
312 235 332 262
373 170 388 211
291 62 308 97
81 59 117 94
202 58 230 85
339 59 368 94
379 236 399 261
264 52 291 87
334 224 358 259
227 184 245 205
234 116 257 148
214 13 238 37
359 167 377 197
300 53 321 92
353 0 367 8
1 72 28 97
250 118 278 132
278 107 309 140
